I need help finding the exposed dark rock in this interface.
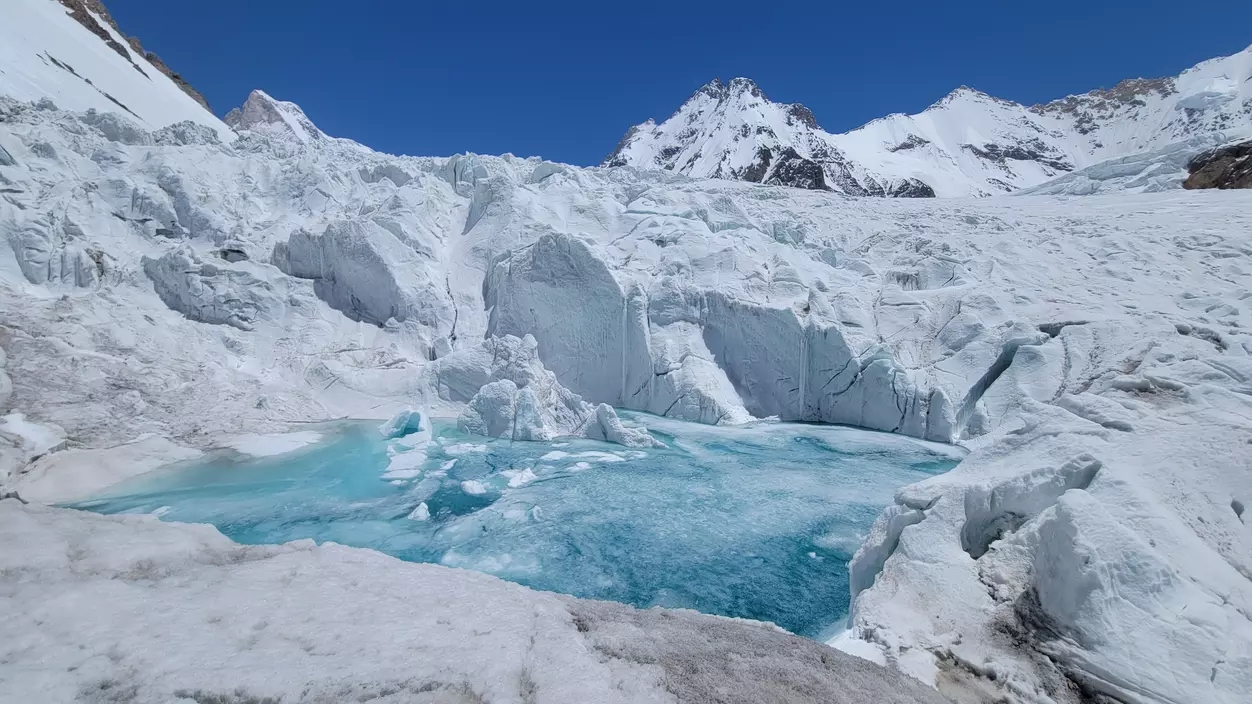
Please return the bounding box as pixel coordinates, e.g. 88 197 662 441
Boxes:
961 141 1073 172
694 77 727 101
1032 77 1176 135
727 77 765 100
885 178 935 198
764 148 827 190
55 0 132 64
737 147 773 183
823 160 872 196
124 36 212 112
786 103 820 130
1183 140 1252 189
40 52 140 119
888 135 930 152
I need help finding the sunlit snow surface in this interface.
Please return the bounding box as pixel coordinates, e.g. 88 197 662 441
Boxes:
69 415 959 638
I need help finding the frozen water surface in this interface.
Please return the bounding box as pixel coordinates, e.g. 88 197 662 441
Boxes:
69 414 960 638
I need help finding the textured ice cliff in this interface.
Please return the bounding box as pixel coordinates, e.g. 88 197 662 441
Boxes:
3 1 1252 702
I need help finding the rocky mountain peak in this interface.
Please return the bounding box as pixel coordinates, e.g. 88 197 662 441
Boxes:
692 77 726 100
224 90 324 143
725 77 765 99
605 46 1252 198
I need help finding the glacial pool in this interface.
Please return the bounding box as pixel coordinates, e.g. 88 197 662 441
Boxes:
68 413 961 639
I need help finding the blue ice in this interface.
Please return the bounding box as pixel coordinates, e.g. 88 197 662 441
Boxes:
68 413 960 639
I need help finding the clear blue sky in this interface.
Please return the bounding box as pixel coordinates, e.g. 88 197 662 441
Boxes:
106 0 1252 165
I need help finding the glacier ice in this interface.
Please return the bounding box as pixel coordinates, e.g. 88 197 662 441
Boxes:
432 334 662 447
378 407 430 440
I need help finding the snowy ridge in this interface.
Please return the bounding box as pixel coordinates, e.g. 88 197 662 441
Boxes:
606 46 1252 197
0 0 231 141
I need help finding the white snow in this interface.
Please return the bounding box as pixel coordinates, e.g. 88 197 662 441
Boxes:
2 6 1251 702
219 430 322 457
0 0 231 140
0 411 66 485
606 46 1252 197
443 443 488 456
16 435 201 503
502 467 538 488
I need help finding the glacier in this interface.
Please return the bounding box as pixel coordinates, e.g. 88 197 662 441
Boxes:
2 1 1252 702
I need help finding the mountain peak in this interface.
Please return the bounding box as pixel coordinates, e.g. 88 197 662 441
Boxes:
604 46 1252 198
726 77 765 99
694 77 726 99
224 90 324 143
687 76 767 105
931 85 1002 108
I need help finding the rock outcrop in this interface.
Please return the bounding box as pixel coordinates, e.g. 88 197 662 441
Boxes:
1183 139 1252 189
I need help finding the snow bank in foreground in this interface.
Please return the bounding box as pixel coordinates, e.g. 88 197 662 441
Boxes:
15 435 201 504
0 500 946 704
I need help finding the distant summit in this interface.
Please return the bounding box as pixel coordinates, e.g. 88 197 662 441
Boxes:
225 90 326 144
604 46 1252 197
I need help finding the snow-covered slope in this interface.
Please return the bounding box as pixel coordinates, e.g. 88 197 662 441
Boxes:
0 0 230 140
605 47 1252 197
